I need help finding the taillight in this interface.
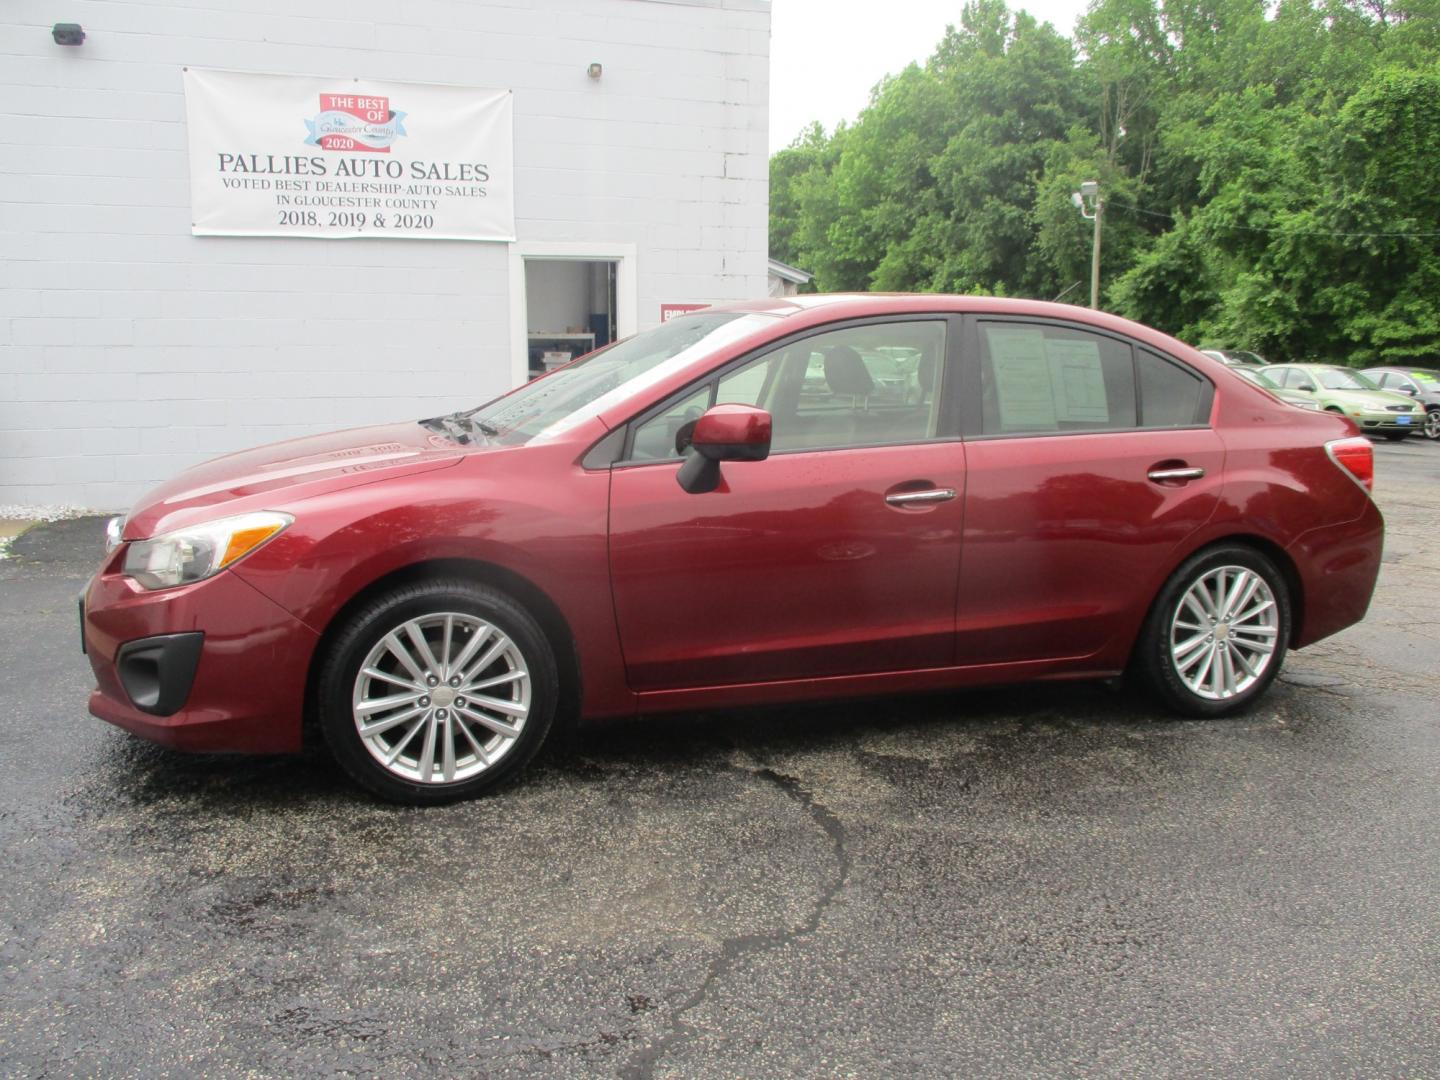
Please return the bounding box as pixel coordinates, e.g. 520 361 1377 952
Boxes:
1326 436 1374 493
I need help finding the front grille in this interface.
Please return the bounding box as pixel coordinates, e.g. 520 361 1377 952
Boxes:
1386 404 1415 412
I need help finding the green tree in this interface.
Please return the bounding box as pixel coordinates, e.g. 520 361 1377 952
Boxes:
769 0 1440 362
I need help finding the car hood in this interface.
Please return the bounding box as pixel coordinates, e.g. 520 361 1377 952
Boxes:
1271 388 1319 407
1325 388 1418 409
121 422 476 539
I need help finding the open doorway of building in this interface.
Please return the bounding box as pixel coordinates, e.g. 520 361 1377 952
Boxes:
522 259 616 379
509 241 639 388
507 242 637 387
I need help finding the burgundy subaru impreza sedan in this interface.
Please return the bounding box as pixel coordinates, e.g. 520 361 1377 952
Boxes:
82 295 1383 803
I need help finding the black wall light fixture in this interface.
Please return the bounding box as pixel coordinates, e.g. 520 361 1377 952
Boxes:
52 23 86 46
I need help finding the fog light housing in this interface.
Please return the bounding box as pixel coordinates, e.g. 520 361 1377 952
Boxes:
116 632 205 716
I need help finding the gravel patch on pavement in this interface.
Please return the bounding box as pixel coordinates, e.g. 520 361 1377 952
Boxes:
0 506 106 560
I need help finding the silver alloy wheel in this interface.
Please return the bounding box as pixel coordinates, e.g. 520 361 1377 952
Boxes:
1169 565 1280 701
1425 409 1440 440
352 612 531 784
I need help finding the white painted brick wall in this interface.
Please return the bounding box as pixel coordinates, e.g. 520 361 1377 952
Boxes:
2 0 770 509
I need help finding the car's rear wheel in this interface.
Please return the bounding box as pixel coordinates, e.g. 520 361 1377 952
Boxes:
318 579 557 804
1424 408 1440 441
1137 545 1291 717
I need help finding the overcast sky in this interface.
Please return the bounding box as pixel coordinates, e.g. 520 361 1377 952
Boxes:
768 0 1092 152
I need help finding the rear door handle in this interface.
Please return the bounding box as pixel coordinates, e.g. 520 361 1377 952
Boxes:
1147 466 1206 483
885 487 957 506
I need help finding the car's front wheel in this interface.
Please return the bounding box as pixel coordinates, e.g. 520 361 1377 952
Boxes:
1136 545 1291 717
1424 408 1440 441
318 579 558 804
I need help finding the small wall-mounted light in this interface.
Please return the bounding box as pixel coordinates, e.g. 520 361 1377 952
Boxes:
52 23 86 46
587 62 603 79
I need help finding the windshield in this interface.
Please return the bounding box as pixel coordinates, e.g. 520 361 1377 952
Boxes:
1316 368 1379 391
464 313 776 445
1408 370 1440 390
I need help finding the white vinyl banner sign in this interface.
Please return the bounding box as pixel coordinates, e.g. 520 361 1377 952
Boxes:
183 68 514 241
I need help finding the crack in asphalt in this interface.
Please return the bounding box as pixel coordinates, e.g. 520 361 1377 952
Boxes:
619 763 851 1080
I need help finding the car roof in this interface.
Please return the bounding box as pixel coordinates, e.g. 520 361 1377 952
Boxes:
695 293 1212 364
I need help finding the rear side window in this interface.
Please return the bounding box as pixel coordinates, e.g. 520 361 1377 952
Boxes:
978 322 1209 436
978 323 1136 435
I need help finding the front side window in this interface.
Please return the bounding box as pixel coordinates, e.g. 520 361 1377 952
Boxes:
1379 371 1427 393
772 322 945 451
626 320 947 460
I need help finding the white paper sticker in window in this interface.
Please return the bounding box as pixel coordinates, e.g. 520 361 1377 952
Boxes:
987 328 1058 430
1043 337 1109 423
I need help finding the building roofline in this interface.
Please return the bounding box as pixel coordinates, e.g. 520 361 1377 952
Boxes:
767 257 812 285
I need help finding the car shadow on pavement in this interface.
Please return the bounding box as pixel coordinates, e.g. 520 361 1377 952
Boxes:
83 734 355 811
81 678 1177 810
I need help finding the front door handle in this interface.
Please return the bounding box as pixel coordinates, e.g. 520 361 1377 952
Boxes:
1147 466 1206 483
885 487 957 506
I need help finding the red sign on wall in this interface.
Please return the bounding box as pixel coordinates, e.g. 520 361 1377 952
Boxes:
660 303 710 322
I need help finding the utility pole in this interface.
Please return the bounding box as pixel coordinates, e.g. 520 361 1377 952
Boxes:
1071 180 1102 309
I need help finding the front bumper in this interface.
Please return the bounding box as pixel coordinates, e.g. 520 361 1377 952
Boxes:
83 558 320 753
1349 411 1420 432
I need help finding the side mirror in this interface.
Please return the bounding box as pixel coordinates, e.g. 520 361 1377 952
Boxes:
676 404 772 494
1400 385 1417 396
1297 383 1316 392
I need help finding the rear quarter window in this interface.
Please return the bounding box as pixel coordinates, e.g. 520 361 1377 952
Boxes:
1138 349 1209 427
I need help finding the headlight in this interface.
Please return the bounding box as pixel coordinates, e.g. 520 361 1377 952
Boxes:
122 511 292 590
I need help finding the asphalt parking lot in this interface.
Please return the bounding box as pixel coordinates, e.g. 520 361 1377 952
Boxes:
1 439 1437 1078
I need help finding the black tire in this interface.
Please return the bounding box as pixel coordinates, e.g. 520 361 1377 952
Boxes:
318 578 558 804
1136 545 1291 718
1424 408 1440 441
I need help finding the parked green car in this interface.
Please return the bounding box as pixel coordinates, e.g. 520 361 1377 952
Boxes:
1231 366 1323 410
1200 348 1268 368
1260 364 1424 439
